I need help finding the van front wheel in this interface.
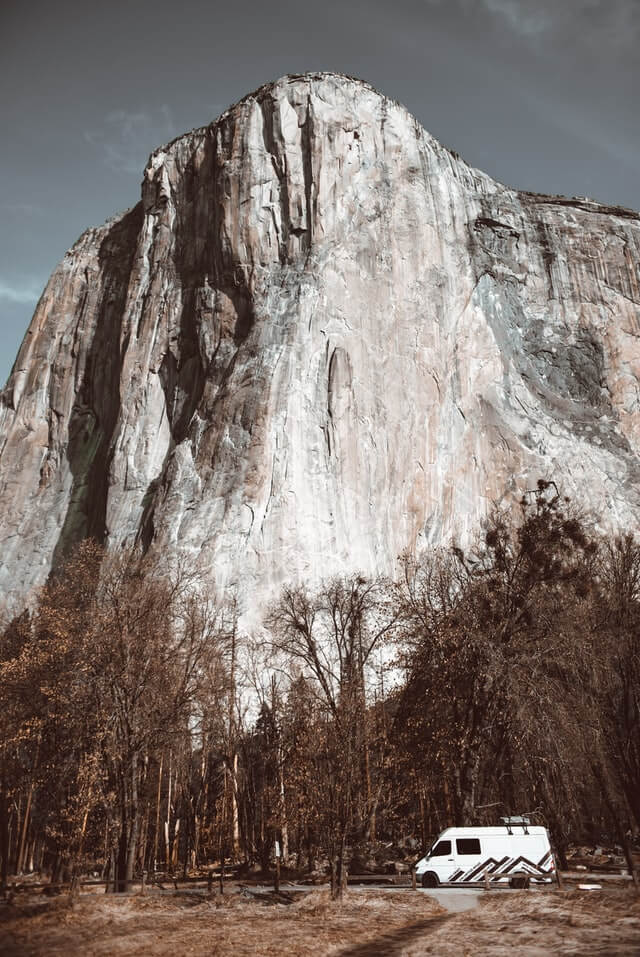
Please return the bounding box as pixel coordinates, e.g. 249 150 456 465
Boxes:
421 872 439 888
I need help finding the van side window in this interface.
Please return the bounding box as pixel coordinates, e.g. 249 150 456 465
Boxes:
430 840 451 856
456 838 481 855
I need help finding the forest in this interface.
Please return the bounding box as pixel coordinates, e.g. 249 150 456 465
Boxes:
1 481 639 896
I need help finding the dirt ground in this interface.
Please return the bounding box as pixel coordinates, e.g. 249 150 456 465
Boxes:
1 887 639 956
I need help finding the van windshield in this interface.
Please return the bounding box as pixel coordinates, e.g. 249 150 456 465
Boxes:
429 840 451 857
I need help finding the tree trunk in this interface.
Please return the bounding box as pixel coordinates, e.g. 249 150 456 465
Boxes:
306 826 313 875
121 756 141 891
279 767 289 861
231 753 240 860
164 756 172 870
138 803 149 874
16 786 33 875
229 626 244 862
105 848 116 893
593 762 639 891
334 824 349 900
125 813 140 890
364 727 375 842
0 783 9 893
457 747 481 825
116 820 129 893
443 775 454 824
51 846 65 885
152 754 163 871
171 818 180 871
17 734 40 876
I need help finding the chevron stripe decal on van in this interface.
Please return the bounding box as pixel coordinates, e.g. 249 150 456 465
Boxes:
448 854 553 883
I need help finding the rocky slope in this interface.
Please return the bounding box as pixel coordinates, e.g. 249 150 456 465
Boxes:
1 72 640 618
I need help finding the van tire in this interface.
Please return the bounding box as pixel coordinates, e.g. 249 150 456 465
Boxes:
421 872 439 888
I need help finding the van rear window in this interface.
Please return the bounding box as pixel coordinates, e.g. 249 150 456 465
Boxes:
456 838 481 855
430 840 451 856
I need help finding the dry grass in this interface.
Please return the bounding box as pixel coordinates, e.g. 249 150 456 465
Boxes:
1 888 639 956
0 889 445 957
401 890 640 957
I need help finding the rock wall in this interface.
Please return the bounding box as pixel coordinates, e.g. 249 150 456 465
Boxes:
1 73 639 618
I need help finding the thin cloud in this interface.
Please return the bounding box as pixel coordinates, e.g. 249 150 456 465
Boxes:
482 0 552 36
0 278 43 305
419 0 639 49
478 0 639 49
84 105 176 175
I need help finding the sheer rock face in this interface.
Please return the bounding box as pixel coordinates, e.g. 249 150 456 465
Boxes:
2 73 640 617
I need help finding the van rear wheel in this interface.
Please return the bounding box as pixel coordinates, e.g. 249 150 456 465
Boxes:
421 872 439 888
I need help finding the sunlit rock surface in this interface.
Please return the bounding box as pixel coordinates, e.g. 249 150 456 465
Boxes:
2 72 640 617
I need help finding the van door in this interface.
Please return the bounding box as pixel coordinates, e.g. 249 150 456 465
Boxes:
451 836 484 882
427 838 455 881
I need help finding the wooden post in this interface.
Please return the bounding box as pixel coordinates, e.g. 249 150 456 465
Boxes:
140 870 147 896
544 831 564 891
275 853 281 895
411 865 417 891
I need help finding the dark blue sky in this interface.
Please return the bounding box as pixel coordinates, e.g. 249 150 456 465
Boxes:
2 0 638 384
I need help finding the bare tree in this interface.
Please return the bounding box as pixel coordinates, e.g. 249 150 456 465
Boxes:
596 535 640 831
0 541 232 891
266 575 397 896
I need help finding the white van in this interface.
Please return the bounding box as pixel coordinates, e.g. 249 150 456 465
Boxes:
415 825 555 887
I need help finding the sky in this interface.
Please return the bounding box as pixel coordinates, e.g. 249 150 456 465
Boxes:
1 0 638 384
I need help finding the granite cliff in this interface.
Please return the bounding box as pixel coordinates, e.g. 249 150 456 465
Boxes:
2 73 640 617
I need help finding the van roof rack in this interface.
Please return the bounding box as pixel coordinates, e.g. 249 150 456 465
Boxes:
500 815 530 833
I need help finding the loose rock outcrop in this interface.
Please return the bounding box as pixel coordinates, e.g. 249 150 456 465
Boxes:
1 72 639 617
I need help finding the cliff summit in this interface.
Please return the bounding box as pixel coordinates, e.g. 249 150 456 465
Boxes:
2 72 639 616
